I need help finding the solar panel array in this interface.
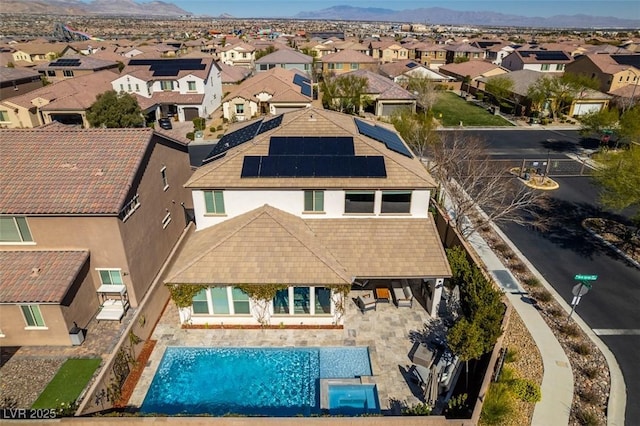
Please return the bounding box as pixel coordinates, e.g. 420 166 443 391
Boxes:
292 73 313 98
611 55 640 68
257 114 283 136
50 58 81 67
128 59 206 77
241 155 386 178
269 137 355 156
406 62 419 69
519 51 569 61
354 119 413 158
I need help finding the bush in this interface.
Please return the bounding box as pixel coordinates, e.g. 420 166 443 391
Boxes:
524 277 541 287
534 289 553 303
401 402 432 416
547 307 564 318
209 126 217 132
575 408 599 425
574 342 591 355
579 389 600 405
192 117 206 131
480 383 516 425
504 348 518 363
512 378 542 403
493 242 508 253
476 93 484 101
510 262 527 273
186 132 195 140
559 323 580 337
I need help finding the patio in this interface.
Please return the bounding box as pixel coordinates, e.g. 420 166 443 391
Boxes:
128 281 442 414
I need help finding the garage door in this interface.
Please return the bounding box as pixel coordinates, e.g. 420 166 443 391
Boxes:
183 107 199 121
573 103 604 116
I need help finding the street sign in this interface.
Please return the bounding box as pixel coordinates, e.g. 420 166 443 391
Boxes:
574 274 598 281
572 283 590 297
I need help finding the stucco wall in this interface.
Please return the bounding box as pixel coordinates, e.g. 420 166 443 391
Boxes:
0 304 71 346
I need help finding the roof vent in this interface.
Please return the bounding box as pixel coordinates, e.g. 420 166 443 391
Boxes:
30 267 41 278
94 168 104 176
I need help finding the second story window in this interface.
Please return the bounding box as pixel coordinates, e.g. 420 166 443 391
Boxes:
187 81 197 91
344 191 375 214
63 70 74 77
47 70 56 77
0 216 33 243
304 190 324 212
204 190 225 214
381 191 412 214
350 63 358 70
160 81 174 91
556 64 565 71
0 110 9 122
541 64 550 71
235 104 244 114
98 269 123 286
161 166 169 190
21 305 45 328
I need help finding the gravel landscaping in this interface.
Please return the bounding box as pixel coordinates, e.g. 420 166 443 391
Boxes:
0 357 65 408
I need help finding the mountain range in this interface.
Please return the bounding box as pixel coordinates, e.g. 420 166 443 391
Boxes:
2 0 191 17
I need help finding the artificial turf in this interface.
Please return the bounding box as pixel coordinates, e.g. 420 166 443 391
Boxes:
432 91 514 127
31 358 101 408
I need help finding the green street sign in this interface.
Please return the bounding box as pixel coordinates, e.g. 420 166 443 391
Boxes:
574 274 598 281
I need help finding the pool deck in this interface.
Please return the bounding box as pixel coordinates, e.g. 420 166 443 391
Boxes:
129 288 437 414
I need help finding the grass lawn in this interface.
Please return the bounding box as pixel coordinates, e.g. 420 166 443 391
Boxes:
31 358 101 408
432 91 514 127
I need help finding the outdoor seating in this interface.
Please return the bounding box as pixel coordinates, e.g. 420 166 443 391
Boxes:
357 292 376 312
391 280 413 307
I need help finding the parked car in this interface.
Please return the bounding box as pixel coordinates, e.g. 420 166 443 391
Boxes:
158 118 172 130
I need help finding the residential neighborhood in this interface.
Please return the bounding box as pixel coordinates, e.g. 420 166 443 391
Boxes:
0 8 638 426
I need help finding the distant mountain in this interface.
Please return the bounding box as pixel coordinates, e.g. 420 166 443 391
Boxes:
2 0 191 16
295 5 640 29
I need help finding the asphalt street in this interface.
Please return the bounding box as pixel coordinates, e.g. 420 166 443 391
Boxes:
462 129 640 422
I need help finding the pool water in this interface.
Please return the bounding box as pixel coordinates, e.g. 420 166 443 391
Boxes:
140 346 372 416
328 384 380 415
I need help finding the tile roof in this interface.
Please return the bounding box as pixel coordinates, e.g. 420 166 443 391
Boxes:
35 55 118 71
342 69 416 100
185 107 436 189
0 126 155 215
121 57 216 81
255 49 313 64
579 53 640 74
0 250 89 303
320 49 378 64
439 61 506 79
0 67 41 83
223 67 311 103
218 62 252 84
165 205 451 285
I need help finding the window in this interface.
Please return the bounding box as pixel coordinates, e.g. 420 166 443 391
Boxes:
127 84 132 92
204 190 225 214
0 110 9 122
273 287 332 315
230 52 235 59
345 191 375 214
314 287 332 314
556 64 565 71
336 63 343 69
98 269 123 285
328 63 335 70
119 83 124 92
162 211 171 229
160 80 174 91
47 70 56 77
274 289 289 314
135 84 140 92
294 287 310 314
161 166 169 190
0 216 33 242
232 288 250 314
21 305 45 327
304 190 324 212
242 52 247 58
350 63 358 70
63 70 74 77
119 194 140 221
541 64 550 71
235 104 244 114
192 289 210 314
187 81 196 91
381 191 412 213
211 287 230 314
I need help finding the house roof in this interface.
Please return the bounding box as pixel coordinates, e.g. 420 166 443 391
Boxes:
218 62 252 84
134 91 205 110
165 205 452 285
320 49 378 64
510 50 573 64
1 69 115 111
0 66 41 83
576 53 640 75
255 49 313 64
378 60 452 81
35 55 118 71
0 126 159 215
223 67 311 104
121 57 216 81
186 107 436 189
0 250 89 303
12 42 69 55
439 61 507 79
341 69 416 100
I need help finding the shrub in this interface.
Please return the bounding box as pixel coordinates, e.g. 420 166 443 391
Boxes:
186 132 195 141
579 389 600 405
476 93 484 101
547 307 564 318
582 366 599 379
209 126 217 132
493 242 508 253
512 378 542 403
192 117 206 131
524 277 541 287
534 289 553 303
574 342 591 355
498 365 516 382
510 262 527 273
559 323 580 337
480 383 516 425
401 402 432 416
504 348 518 363
445 393 469 418
575 408 599 425
216 133 224 138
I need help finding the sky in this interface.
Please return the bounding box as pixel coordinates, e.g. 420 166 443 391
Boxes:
166 1 640 20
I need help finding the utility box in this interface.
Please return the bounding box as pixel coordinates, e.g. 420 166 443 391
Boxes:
69 326 85 346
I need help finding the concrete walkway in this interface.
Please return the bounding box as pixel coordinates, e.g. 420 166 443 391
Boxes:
466 230 574 425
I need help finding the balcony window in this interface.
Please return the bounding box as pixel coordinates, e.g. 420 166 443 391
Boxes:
98 269 123 286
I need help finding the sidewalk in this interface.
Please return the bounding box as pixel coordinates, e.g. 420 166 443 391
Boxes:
465 230 574 425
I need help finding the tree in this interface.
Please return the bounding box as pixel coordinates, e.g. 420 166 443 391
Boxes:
527 73 600 119
254 45 276 60
447 317 484 390
579 108 619 139
321 74 371 115
390 107 439 159
485 75 515 111
617 106 640 145
454 56 470 64
87 90 144 128
427 133 550 237
406 76 440 114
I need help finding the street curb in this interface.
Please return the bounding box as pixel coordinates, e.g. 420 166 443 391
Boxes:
583 225 640 270
489 222 627 426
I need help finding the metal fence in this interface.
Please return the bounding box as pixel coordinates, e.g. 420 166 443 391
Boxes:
485 158 595 177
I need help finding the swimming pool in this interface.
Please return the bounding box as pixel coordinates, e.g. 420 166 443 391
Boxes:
140 346 374 416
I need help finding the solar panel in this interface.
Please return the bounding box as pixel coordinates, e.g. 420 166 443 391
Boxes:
611 55 640 68
241 155 387 178
293 74 311 86
269 136 355 156
50 58 81 67
406 62 418 69
256 114 283 135
128 59 207 76
534 51 569 61
300 82 312 97
203 119 264 161
354 118 413 158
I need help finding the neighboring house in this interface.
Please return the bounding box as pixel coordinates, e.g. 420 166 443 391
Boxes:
501 50 573 73
35 55 119 84
165 107 451 327
222 67 312 120
414 43 448 69
565 53 640 93
0 67 42 101
332 41 369 56
255 49 314 76
335 69 417 117
298 41 335 59
218 61 252 89
369 41 409 63
219 42 257 69
319 50 379 77
113 58 222 122
0 125 193 346
443 43 486 64
438 61 508 87
378 60 454 85
11 42 69 65
0 70 114 128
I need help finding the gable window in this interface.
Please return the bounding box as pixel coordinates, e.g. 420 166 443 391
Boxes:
119 83 124 92
381 191 412 213
0 110 9 122
304 190 324 212
344 191 375 214
160 80 174 91
21 305 45 328
63 70 74 77
350 63 358 70
0 216 33 243
187 81 196 91
127 84 132 92
541 64 550 71
161 166 169 190
204 190 225 214
98 269 123 286
242 52 247 58
235 104 244 114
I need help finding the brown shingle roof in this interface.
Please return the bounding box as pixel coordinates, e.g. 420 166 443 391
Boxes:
0 250 89 303
342 69 416 100
320 49 378 64
223 67 311 103
0 127 155 215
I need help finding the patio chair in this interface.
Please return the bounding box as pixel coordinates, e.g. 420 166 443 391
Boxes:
357 292 376 312
391 280 413 308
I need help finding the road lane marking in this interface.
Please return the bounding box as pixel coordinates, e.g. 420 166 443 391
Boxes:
593 329 640 335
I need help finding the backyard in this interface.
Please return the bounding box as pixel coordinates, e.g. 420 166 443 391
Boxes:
433 92 514 127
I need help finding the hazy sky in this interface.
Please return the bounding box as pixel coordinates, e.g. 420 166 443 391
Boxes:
167 1 640 19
